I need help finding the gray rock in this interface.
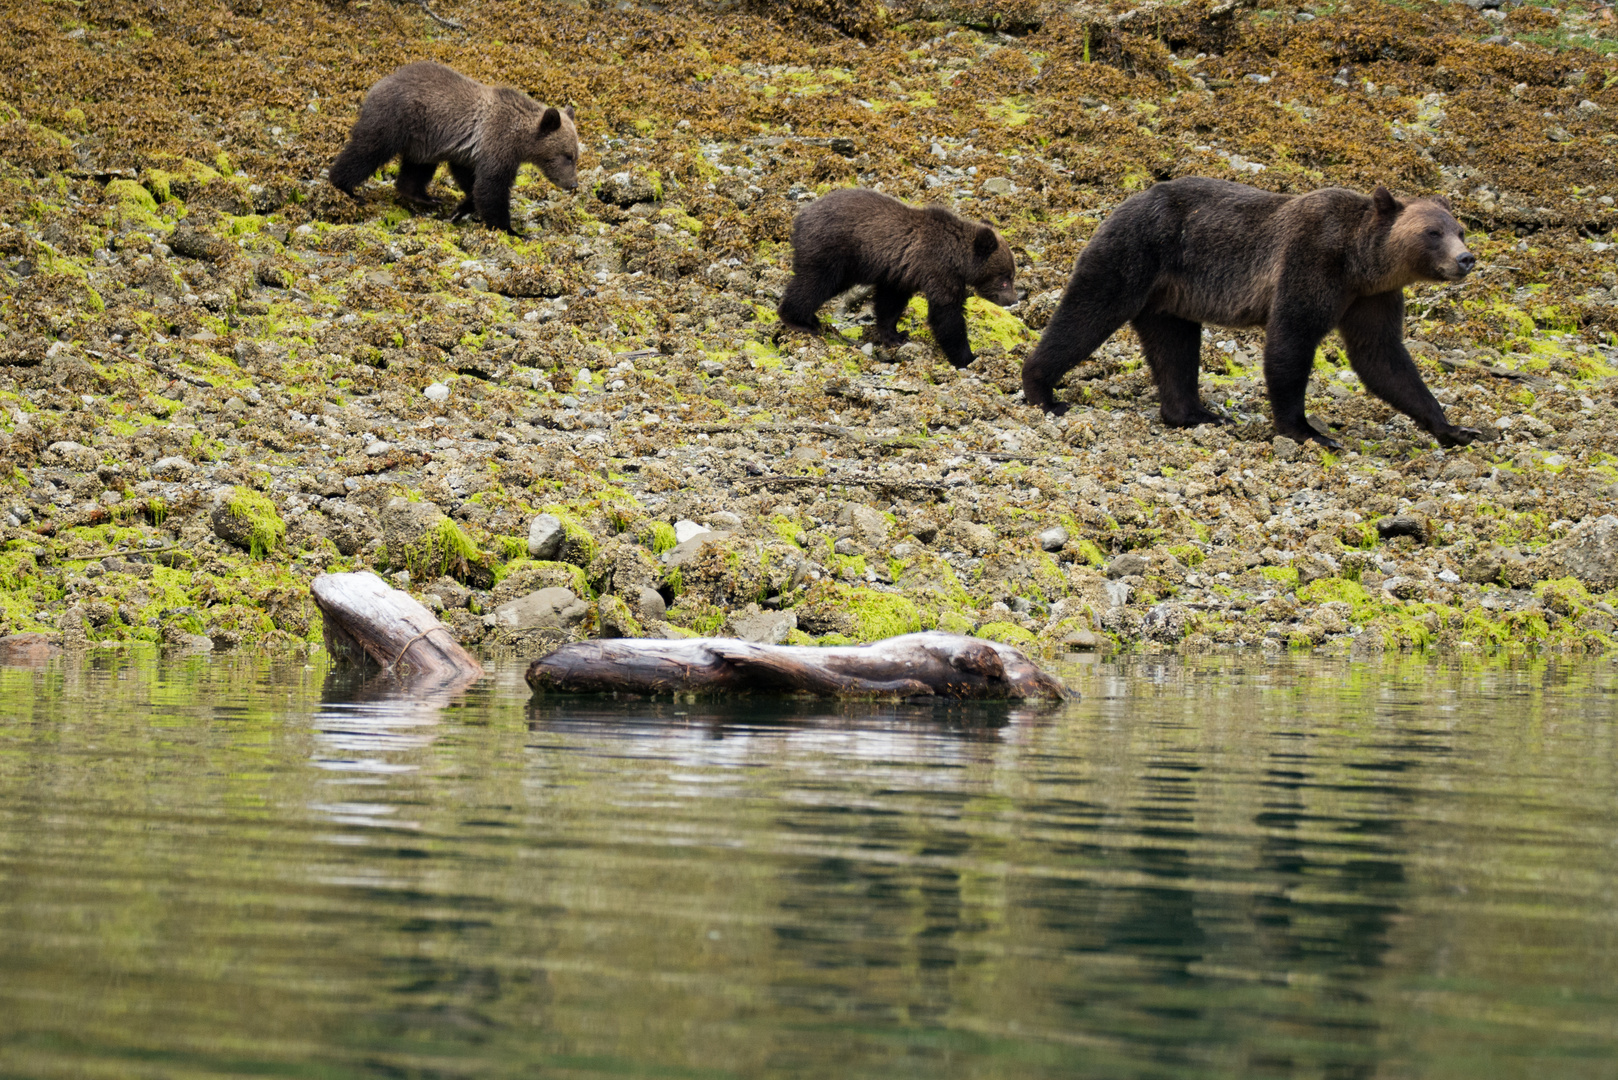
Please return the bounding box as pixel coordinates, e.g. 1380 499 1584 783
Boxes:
635 585 668 620
45 440 98 470
528 513 566 560
1038 525 1069 552
379 497 451 571
1101 580 1132 609
1142 603 1191 642
1061 628 1104 650
1271 435 1302 461
598 170 661 207
1540 514 1618 591
151 455 193 478
708 510 743 529
838 503 890 547
1296 551 1339 585
729 605 797 645
1376 513 1429 541
486 587 590 630
1106 552 1148 579
981 177 1016 195
941 518 995 554
663 530 734 568
167 226 232 263
323 500 381 556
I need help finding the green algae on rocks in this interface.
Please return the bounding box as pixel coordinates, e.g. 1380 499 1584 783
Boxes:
1 0 1617 660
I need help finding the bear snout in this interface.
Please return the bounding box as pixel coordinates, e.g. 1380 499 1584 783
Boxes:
1453 250 1476 276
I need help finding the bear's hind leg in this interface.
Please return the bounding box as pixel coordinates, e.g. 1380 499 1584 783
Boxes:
871 285 914 346
1132 312 1224 428
328 131 395 200
1339 291 1481 447
447 163 479 223
777 262 846 334
394 159 441 208
1022 238 1153 415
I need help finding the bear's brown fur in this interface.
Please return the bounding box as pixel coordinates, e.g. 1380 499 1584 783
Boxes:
329 61 578 235
1022 177 1480 447
778 188 1018 368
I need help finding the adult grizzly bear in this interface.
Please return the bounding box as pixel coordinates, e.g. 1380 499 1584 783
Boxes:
778 188 1019 368
1022 177 1481 448
329 61 579 235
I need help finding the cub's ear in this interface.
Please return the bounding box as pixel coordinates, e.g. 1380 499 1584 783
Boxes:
972 223 1000 261
538 107 563 137
1372 185 1400 217
1431 194 1453 212
564 104 576 120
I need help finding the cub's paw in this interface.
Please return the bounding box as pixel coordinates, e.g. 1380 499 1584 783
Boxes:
1436 425 1486 447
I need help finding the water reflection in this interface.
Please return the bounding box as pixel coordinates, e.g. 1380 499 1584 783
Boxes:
0 652 1615 1079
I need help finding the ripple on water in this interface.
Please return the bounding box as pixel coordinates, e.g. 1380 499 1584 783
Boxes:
0 651 1614 1078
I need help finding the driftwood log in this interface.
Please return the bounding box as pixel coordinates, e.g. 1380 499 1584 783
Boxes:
525 632 1066 701
311 571 484 688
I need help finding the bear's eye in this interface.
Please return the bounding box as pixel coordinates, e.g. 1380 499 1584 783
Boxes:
1425 227 1442 238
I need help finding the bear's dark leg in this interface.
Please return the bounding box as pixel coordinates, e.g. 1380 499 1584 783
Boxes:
394 159 441 208
777 261 847 334
448 163 479 223
871 285 913 346
925 294 974 368
1022 236 1154 415
328 128 395 200
471 164 520 234
1131 312 1224 427
1339 291 1481 447
1263 297 1338 447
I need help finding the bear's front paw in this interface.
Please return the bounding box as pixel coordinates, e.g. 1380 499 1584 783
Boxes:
1027 394 1069 416
1436 426 1485 447
1164 406 1231 428
874 330 910 347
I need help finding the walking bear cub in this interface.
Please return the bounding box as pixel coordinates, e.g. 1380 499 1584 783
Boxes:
329 61 579 235
1022 177 1482 448
778 188 1019 368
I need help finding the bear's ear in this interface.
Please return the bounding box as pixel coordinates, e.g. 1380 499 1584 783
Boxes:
1431 194 1453 212
973 224 1000 262
565 105 576 120
1372 185 1399 217
538 107 563 137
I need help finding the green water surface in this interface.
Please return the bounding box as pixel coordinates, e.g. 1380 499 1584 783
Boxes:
0 652 1614 1078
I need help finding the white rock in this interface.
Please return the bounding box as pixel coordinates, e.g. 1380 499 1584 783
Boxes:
423 382 450 402
673 519 711 543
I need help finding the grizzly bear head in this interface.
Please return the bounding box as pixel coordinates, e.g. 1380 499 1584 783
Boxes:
970 223 1018 307
526 106 580 192
1376 186 1475 283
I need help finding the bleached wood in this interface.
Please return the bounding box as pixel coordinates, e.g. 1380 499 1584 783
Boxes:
526 632 1065 701
311 571 484 683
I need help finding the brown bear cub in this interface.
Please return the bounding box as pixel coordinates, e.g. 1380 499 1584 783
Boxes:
778 188 1019 368
329 61 579 235
1023 177 1481 448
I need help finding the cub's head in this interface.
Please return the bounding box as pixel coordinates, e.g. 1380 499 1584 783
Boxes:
1375 186 1475 283
526 105 580 191
970 223 1018 307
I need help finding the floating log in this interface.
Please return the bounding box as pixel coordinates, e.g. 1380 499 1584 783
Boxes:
525 632 1066 701
311 571 483 688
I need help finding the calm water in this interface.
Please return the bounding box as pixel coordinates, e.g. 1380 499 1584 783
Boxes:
0 651 1614 1079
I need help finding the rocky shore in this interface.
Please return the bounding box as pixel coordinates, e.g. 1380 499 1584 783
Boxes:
2 0 1617 661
